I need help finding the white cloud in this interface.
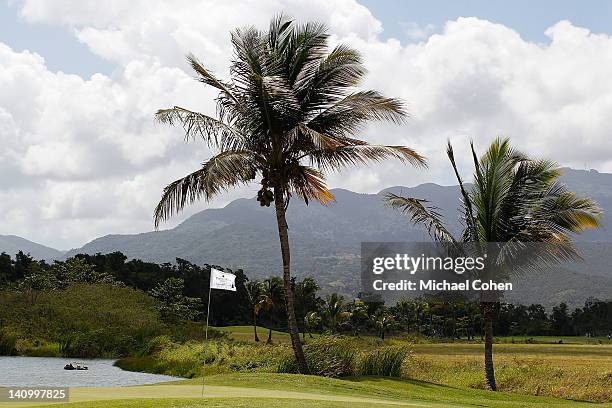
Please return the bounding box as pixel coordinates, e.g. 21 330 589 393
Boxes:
2 2 612 249
401 22 437 40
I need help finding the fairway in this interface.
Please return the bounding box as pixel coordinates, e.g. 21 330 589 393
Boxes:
2 373 612 408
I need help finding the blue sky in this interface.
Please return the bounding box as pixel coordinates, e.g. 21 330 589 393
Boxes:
0 3 113 76
361 0 612 43
2 1 611 78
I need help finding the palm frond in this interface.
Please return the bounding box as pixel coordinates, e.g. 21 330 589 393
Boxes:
286 123 345 151
535 184 602 234
186 54 238 103
385 193 456 244
154 150 257 228
296 44 364 105
309 91 407 134
156 106 245 150
289 166 335 205
308 144 426 171
447 140 477 241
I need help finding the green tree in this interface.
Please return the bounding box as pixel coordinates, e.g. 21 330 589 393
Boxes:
551 302 572 336
323 293 347 333
262 277 283 343
303 311 321 339
149 277 202 323
245 280 266 341
51 258 117 288
386 137 600 390
372 308 395 340
152 16 424 372
347 298 369 336
20 261 56 305
392 298 419 333
294 277 321 333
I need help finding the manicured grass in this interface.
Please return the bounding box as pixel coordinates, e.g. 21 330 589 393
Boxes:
494 336 611 345
3 373 611 408
215 325 294 343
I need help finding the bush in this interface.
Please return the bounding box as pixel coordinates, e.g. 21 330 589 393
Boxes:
278 336 358 377
0 284 165 358
358 345 410 377
15 339 61 357
118 338 290 378
0 329 17 355
60 329 137 358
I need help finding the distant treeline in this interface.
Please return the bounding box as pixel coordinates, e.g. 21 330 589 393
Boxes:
1 251 610 338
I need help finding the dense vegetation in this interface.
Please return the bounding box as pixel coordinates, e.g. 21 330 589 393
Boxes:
0 250 610 360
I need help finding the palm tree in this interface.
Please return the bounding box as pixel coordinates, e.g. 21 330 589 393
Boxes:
245 280 265 341
153 15 425 373
303 311 321 339
262 277 283 343
385 137 600 390
323 293 346 333
372 308 395 340
294 277 320 334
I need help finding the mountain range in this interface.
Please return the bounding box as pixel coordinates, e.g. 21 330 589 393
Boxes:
0 235 65 261
2 168 611 307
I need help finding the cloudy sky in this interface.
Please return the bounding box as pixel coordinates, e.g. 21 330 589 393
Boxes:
1 0 612 250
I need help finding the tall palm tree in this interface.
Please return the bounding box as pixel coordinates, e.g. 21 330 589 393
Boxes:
245 280 265 341
385 137 600 390
153 15 425 373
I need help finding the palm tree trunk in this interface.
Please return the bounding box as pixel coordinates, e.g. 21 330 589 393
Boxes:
253 311 259 342
482 302 497 391
273 186 309 374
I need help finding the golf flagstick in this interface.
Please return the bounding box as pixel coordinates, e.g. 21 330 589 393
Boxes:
201 282 212 397
201 268 237 397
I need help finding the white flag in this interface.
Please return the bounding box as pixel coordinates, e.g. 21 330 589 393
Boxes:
209 268 236 291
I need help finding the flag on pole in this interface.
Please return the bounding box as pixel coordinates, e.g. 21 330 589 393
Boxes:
209 268 236 291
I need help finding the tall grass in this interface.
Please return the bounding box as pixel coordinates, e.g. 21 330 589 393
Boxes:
278 336 411 378
358 345 410 377
0 328 17 355
278 336 358 377
117 336 291 378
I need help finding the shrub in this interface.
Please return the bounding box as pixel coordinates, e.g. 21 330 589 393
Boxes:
119 338 290 378
15 339 61 357
358 345 410 377
0 329 17 355
278 336 358 377
60 329 136 358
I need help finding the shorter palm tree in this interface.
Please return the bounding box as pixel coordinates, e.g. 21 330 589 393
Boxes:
385 137 601 390
303 311 321 339
323 293 348 333
245 280 266 341
294 277 321 334
262 277 283 343
372 308 395 340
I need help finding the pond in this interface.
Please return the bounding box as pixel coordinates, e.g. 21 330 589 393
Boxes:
0 357 179 387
